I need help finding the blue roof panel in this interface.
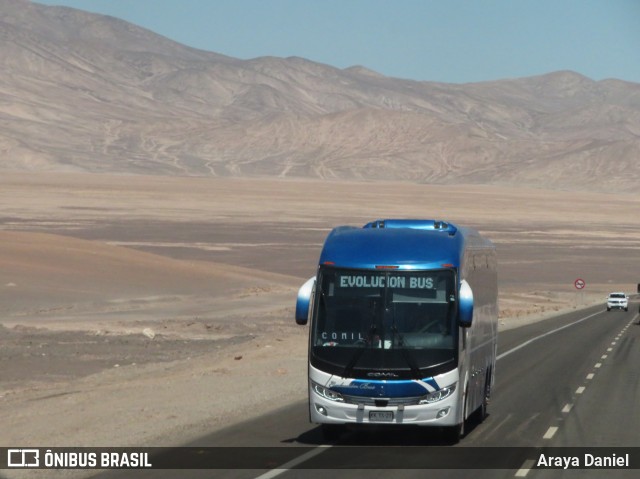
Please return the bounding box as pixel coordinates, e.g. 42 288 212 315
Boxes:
319 221 466 270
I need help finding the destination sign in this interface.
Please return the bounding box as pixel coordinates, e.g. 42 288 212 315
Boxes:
338 275 435 289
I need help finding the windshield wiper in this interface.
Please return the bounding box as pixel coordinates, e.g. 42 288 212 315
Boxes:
342 322 375 378
342 348 365 379
392 325 422 379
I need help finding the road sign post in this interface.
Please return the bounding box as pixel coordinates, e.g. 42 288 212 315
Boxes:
574 278 586 306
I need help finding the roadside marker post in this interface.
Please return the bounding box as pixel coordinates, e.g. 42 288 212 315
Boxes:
574 278 586 306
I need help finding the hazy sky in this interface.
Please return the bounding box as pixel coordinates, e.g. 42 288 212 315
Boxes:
35 0 640 84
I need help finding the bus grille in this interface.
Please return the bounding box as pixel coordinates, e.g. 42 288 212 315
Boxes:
342 395 423 406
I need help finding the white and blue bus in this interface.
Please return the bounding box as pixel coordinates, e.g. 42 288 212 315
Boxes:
295 219 497 441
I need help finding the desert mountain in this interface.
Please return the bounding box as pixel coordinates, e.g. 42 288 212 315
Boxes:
1 0 639 191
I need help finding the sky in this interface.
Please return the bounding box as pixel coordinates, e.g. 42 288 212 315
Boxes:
34 0 640 84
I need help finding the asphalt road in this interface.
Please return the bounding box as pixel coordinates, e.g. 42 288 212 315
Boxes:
94 301 640 479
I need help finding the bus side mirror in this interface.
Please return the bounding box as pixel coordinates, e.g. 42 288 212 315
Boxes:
295 277 316 325
458 280 474 328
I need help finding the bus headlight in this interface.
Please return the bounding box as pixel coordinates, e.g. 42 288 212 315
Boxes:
419 384 456 404
312 382 344 402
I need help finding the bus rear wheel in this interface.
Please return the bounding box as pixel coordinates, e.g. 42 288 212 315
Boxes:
477 371 491 422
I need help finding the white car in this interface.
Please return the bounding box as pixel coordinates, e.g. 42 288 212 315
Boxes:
606 292 628 312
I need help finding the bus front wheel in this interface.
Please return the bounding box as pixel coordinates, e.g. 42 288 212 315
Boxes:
443 385 468 444
443 422 464 444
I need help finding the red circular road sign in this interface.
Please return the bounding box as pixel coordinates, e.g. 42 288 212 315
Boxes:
574 278 586 290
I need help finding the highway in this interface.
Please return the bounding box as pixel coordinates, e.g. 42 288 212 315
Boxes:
96 301 640 479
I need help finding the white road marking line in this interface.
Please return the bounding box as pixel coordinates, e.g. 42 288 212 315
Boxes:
562 403 573 413
601 354 608 359
607 348 613 352
595 363 602 368
497 310 603 361
576 387 586 394
515 459 536 477
254 445 332 479
543 426 558 439
586 373 595 380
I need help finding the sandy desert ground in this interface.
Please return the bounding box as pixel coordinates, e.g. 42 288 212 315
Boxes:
1 172 639 474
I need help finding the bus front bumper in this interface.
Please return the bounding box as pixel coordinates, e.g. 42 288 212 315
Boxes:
309 390 460 427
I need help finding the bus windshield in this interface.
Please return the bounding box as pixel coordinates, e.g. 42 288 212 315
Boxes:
311 267 457 377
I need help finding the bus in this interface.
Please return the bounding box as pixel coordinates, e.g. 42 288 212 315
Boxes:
295 219 498 441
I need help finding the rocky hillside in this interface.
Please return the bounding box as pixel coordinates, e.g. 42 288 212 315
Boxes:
1 0 639 191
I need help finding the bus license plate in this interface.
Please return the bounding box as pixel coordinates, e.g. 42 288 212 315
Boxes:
369 411 393 422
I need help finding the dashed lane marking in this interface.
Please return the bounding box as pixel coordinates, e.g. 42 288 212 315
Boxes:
515 459 536 477
513 310 638 478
